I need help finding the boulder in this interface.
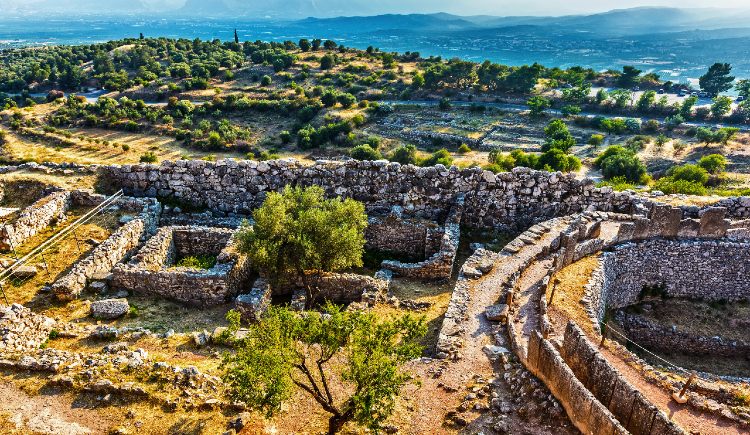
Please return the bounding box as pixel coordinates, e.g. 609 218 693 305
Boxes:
13 265 38 279
90 298 129 320
485 304 509 323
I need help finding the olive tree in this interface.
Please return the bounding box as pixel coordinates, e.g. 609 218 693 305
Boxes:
222 304 426 434
235 185 367 309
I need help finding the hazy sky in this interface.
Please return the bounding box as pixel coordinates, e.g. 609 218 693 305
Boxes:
163 0 746 16
3 0 749 17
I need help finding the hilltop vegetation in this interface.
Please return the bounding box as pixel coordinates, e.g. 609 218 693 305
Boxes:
2 36 750 195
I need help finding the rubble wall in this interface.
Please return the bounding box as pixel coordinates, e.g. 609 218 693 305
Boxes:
99 159 638 229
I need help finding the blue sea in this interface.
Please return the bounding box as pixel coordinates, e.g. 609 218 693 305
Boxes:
2 16 750 82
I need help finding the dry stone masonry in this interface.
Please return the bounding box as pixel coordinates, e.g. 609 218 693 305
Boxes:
112 226 252 306
0 190 71 252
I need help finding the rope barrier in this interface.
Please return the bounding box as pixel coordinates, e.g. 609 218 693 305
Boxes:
0 190 124 305
601 320 691 376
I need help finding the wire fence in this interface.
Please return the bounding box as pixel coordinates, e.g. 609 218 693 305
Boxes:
602 320 691 377
0 190 124 305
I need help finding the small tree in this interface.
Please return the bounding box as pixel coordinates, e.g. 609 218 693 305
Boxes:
299 38 311 52
711 96 733 119
222 304 426 434
697 154 727 174
542 119 575 153
699 63 735 96
527 95 550 117
235 186 367 309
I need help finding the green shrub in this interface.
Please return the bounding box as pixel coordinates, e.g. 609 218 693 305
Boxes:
537 149 581 172
588 134 605 146
668 164 709 185
350 144 382 161
653 178 707 195
260 75 272 86
121 144 130 151
597 176 636 191
420 148 453 167
697 154 727 174
139 151 158 163
176 255 217 270
457 143 472 154
594 145 647 184
388 144 418 165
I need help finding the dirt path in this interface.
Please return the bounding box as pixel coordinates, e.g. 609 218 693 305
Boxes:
0 381 108 435
599 346 750 435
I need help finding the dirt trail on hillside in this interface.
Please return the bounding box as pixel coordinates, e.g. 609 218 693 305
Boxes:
0 381 107 435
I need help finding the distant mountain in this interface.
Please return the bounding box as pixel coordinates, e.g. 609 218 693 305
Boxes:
292 13 480 33
285 7 750 38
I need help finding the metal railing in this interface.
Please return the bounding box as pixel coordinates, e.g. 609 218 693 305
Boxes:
0 189 124 304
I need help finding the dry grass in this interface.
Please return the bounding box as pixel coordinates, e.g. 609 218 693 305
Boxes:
546 254 601 336
2 206 121 309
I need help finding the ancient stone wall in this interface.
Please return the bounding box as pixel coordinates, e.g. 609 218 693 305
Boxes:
613 312 750 358
98 159 639 229
172 227 233 259
381 196 464 280
365 213 441 260
111 226 252 306
560 322 685 435
0 190 71 251
526 330 630 435
601 239 750 309
52 195 161 301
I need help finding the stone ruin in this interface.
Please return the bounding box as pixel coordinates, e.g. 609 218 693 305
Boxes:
3 159 750 434
430 202 750 435
112 226 253 306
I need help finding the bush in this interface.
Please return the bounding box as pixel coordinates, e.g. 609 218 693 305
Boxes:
588 134 605 146
260 75 272 86
350 144 382 161
121 144 130 151
697 154 727 174
336 93 357 109
438 97 451 111
643 119 660 133
668 164 709 185
537 149 581 172
139 151 158 163
597 176 636 191
420 148 453 167
594 146 647 184
388 144 418 165
457 143 472 154
176 255 217 269
653 178 707 195
542 119 575 152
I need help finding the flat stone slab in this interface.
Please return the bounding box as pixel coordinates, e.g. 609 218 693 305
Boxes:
485 304 509 323
13 265 38 279
90 298 129 320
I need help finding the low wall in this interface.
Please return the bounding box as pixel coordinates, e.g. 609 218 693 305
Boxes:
381 195 464 280
99 159 639 229
527 330 630 435
560 322 685 435
614 312 750 358
112 226 251 306
275 272 389 306
365 212 442 260
52 196 161 301
0 190 71 251
601 239 750 309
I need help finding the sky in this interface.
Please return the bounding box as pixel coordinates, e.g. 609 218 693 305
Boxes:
2 0 748 17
